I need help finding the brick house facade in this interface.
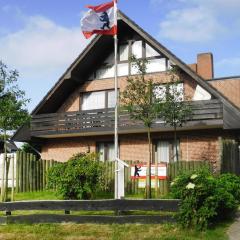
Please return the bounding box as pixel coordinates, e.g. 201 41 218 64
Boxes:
13 11 240 173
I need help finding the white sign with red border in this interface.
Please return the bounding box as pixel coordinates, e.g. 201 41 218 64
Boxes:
130 164 167 180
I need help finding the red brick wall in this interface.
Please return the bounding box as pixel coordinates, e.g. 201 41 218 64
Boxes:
57 71 199 112
41 133 221 172
197 53 214 79
209 79 240 108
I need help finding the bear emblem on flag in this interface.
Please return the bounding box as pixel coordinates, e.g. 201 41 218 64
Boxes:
81 1 117 39
100 12 110 30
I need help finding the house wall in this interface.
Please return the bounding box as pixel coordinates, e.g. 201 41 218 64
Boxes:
40 131 221 171
57 72 198 113
209 78 240 108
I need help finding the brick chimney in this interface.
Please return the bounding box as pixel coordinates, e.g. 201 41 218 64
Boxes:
197 53 214 79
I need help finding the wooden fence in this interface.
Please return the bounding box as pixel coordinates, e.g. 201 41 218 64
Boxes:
15 152 57 193
13 151 211 196
221 139 240 175
0 199 180 224
102 160 211 196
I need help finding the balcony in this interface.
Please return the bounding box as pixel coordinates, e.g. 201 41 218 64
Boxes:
31 99 223 138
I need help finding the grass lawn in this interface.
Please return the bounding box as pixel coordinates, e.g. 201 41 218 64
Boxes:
0 222 230 240
1 191 231 240
14 190 59 201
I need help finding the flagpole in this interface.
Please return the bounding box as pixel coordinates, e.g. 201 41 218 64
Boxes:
113 0 119 199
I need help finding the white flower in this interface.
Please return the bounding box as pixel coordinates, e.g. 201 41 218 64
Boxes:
170 181 175 186
190 174 198 180
186 182 195 189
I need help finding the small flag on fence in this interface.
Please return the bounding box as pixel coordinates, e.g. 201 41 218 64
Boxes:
81 0 117 39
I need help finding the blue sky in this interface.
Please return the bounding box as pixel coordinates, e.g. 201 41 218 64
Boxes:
1 0 240 111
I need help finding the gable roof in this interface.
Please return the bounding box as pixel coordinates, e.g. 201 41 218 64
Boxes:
30 11 240 128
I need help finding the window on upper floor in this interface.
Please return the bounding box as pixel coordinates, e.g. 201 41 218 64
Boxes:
89 40 171 80
81 90 116 111
153 83 184 102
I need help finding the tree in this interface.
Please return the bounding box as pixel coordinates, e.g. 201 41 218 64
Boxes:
21 143 41 159
162 67 192 161
0 61 30 201
120 57 164 198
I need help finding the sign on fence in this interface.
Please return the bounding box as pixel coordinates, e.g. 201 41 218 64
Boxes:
130 164 167 188
131 164 167 179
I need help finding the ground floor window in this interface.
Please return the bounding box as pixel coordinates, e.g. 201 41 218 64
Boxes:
154 140 180 163
96 142 115 162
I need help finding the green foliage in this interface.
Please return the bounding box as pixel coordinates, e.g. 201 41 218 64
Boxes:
120 56 163 128
120 56 165 198
162 67 192 129
170 168 239 230
21 143 40 159
0 60 30 202
0 60 30 135
217 173 240 203
47 153 104 200
161 67 192 161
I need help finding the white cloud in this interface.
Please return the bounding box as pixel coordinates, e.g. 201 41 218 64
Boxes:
159 7 224 42
0 15 88 75
0 12 89 111
156 0 240 42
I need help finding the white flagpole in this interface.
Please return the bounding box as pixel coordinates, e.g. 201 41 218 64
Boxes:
113 0 119 199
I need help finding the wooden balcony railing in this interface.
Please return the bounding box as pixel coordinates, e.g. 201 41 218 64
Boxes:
31 99 223 137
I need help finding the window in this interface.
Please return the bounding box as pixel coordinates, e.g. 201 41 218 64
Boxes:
118 63 129 76
96 65 114 79
119 43 129 61
146 58 166 73
193 85 211 101
154 83 184 102
154 140 180 163
146 43 160 58
81 90 116 110
97 142 115 162
132 40 142 59
81 91 105 110
91 40 169 80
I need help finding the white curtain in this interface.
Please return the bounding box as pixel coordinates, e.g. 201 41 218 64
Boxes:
82 91 105 110
107 143 115 161
108 90 115 108
157 141 169 163
98 143 105 162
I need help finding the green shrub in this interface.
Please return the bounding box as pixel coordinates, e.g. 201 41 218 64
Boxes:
47 153 104 200
170 168 239 230
217 173 240 203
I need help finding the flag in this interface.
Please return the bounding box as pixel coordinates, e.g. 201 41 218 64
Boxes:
81 1 117 39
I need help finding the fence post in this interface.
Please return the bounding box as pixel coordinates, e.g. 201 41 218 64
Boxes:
43 160 46 189
22 151 27 192
16 151 19 193
11 154 14 202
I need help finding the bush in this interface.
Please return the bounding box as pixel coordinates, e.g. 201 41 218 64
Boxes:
170 168 239 230
47 153 104 200
217 173 240 203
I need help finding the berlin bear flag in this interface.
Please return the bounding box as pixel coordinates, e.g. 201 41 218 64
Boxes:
81 0 117 39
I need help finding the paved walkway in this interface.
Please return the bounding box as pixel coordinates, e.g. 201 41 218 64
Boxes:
228 212 240 240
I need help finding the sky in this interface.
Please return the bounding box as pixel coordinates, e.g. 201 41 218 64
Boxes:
1 0 240 111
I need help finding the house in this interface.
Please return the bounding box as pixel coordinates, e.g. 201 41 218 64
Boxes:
0 140 18 154
13 11 240 174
